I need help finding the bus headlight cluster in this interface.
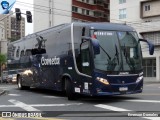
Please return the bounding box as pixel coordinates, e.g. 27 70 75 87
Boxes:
136 76 143 83
96 77 109 85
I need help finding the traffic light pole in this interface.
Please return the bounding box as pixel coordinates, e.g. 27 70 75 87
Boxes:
0 11 32 23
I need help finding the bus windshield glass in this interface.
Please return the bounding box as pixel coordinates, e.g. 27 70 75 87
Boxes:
93 31 142 73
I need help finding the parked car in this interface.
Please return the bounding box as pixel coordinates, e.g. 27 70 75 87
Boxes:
8 70 17 83
2 70 8 83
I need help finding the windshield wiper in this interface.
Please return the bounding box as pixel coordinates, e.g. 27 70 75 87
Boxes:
123 44 135 71
99 45 111 60
115 44 119 65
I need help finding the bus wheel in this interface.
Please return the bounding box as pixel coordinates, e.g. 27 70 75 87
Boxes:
17 76 30 90
65 79 76 100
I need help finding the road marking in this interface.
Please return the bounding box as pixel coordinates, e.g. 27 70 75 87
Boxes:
30 103 83 107
125 99 160 103
8 99 40 111
31 117 65 120
8 94 21 96
0 99 83 111
95 104 131 111
95 104 159 120
43 96 62 99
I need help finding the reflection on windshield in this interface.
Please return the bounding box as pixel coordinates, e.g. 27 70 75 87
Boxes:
93 31 142 73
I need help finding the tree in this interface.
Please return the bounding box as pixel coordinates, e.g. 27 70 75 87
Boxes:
0 54 7 76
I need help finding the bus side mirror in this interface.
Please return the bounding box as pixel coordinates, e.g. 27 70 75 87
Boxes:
82 36 100 55
139 39 154 55
81 36 100 55
91 38 100 55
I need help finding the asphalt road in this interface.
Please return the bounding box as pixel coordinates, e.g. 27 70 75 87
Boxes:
0 83 160 120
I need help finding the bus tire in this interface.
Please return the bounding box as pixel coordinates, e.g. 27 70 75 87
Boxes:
65 79 76 100
17 76 30 90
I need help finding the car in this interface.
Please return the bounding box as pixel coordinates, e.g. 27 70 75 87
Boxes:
1 70 8 83
8 70 17 83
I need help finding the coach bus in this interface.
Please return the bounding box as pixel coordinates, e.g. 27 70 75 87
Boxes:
7 23 154 100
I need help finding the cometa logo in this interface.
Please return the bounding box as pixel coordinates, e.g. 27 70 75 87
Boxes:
41 56 60 66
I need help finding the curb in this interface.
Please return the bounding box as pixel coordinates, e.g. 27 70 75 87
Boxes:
0 90 5 96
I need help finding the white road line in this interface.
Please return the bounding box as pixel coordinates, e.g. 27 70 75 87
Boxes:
95 104 159 120
0 103 83 108
31 103 83 107
125 100 160 103
95 104 131 111
0 99 83 111
8 94 21 96
43 96 62 98
8 99 40 111
0 105 15 107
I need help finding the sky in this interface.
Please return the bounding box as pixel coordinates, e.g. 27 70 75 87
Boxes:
12 0 33 35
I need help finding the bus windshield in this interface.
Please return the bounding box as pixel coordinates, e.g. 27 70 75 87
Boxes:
93 31 142 73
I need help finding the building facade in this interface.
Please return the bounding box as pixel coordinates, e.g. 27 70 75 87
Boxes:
33 0 110 32
110 0 160 82
0 12 25 41
0 21 5 41
0 21 7 54
0 12 25 54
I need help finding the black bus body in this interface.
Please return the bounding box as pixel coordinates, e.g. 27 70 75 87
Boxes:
7 23 154 100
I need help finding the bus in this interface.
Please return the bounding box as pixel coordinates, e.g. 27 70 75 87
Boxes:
7 23 154 100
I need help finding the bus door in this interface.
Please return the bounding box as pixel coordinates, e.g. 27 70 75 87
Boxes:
76 40 93 94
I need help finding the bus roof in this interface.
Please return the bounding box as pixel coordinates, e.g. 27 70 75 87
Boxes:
9 22 135 44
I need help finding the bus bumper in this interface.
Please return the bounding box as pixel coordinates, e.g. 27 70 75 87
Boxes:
92 81 143 96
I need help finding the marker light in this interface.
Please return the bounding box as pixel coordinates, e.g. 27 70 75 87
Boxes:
96 77 109 85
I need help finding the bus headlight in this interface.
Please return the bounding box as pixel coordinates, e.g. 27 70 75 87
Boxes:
136 76 143 83
96 77 109 85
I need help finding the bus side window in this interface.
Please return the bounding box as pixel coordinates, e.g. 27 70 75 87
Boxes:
20 50 25 57
80 41 91 75
26 49 32 56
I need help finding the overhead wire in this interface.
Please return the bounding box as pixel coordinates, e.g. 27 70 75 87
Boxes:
14 1 160 53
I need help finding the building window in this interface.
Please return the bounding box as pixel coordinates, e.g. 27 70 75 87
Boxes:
86 10 89 15
82 9 85 15
142 59 156 77
144 5 150 11
72 6 78 13
119 8 126 19
119 0 126 4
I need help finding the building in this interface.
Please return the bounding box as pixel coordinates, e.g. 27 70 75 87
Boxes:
0 12 25 54
0 21 7 54
110 0 160 82
0 12 25 41
33 0 110 32
72 0 109 22
0 21 5 41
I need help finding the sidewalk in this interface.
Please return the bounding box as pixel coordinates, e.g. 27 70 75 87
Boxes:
144 77 160 84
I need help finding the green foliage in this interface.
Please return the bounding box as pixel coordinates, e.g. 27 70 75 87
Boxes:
0 54 6 64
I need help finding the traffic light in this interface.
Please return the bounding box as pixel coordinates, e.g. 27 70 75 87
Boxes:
15 8 21 21
26 11 32 23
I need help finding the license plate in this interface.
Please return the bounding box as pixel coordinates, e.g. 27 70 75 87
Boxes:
119 87 128 91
